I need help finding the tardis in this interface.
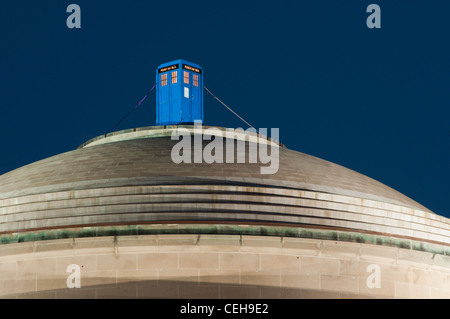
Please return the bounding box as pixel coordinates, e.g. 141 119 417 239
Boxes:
156 59 204 125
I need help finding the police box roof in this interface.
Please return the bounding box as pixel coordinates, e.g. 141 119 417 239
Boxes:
157 59 202 74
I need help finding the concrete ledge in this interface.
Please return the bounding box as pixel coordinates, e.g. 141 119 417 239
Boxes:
0 233 449 298
78 125 284 149
1 224 449 257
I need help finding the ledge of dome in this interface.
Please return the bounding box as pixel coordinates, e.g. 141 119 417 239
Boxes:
79 125 285 149
1 224 450 256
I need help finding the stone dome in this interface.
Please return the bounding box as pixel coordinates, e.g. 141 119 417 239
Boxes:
0 125 449 298
0 125 446 243
0 126 429 213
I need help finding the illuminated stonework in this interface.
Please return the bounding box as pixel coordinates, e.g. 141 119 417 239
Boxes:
0 126 449 298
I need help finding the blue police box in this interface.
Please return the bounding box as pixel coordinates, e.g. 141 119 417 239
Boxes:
156 59 204 125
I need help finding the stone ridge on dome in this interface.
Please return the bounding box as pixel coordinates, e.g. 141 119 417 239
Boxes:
78 125 285 149
0 132 432 213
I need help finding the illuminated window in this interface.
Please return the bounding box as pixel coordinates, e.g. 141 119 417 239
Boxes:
171 71 177 84
184 71 189 84
161 73 167 86
193 74 199 87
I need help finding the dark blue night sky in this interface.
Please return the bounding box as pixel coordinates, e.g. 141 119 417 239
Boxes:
0 1 449 217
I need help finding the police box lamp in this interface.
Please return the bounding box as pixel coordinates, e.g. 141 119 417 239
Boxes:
156 59 204 126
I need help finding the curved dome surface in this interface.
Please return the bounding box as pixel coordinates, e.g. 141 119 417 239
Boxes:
0 126 448 245
0 127 428 209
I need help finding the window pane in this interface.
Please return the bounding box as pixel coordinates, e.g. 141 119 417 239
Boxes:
171 71 177 84
193 74 199 87
161 74 167 86
184 71 189 84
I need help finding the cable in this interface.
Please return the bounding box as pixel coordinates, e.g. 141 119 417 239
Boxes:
204 86 257 132
107 83 156 134
107 83 256 135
